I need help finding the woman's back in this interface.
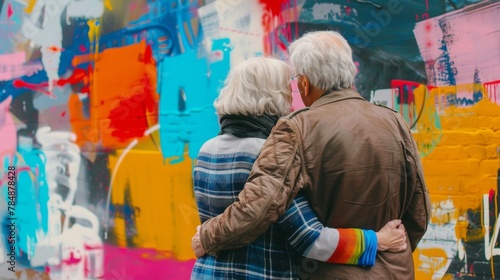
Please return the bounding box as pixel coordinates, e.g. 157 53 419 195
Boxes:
192 134 299 280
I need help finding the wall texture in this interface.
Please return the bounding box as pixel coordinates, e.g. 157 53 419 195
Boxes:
0 0 499 279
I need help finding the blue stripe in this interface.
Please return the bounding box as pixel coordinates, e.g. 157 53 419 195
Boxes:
197 153 258 164
358 229 377 266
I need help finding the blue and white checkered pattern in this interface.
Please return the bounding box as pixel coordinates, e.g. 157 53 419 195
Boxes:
191 134 322 279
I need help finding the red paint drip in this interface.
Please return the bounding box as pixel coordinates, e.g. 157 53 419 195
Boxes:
139 44 153 64
259 0 288 17
12 79 54 98
81 86 90 93
345 6 352 16
7 4 13 19
13 68 88 97
62 252 82 265
48 46 64 52
277 41 287 51
259 0 293 55
84 254 89 278
57 68 87 86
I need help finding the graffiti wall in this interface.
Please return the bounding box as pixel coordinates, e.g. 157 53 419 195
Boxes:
0 0 498 279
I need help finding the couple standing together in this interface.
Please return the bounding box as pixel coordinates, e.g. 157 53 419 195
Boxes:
190 31 431 279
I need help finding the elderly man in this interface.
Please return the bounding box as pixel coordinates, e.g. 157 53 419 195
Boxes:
192 31 431 279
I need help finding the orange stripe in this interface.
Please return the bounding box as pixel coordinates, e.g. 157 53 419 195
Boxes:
327 228 358 264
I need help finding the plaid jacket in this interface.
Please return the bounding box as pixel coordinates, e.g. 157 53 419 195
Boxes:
191 134 377 279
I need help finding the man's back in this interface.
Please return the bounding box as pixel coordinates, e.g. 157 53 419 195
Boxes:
293 89 430 279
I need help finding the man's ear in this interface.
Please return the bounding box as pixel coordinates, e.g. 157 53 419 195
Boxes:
302 75 310 97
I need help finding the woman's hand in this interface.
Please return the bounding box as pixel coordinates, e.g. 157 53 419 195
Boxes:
376 219 407 252
191 225 206 258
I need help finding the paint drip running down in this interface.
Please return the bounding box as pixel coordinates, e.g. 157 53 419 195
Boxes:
259 0 289 16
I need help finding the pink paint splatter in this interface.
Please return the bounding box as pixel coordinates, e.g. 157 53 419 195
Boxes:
63 252 83 265
0 96 17 155
425 22 432 31
7 4 13 19
103 244 195 280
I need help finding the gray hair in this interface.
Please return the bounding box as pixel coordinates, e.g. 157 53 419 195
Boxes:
289 31 356 91
214 57 293 117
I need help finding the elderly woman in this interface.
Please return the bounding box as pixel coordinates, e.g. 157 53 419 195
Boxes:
191 57 406 279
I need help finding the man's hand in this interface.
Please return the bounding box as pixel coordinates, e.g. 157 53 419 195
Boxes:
191 225 206 258
376 219 407 252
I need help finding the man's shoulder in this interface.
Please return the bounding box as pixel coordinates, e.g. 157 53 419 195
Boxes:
284 107 310 120
371 101 398 113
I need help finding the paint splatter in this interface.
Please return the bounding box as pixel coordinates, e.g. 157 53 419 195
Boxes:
104 244 196 279
13 68 89 97
7 3 13 19
158 38 230 160
105 0 113 11
70 41 158 149
24 0 37 14
13 79 55 98
48 46 64 52
259 0 288 17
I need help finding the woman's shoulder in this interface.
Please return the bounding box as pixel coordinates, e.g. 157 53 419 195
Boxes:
199 135 266 156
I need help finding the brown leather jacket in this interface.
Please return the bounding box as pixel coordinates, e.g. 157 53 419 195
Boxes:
200 89 431 279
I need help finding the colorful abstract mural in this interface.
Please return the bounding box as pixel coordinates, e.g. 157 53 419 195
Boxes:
0 0 498 279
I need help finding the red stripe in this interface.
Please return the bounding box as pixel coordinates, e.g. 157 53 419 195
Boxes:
327 228 357 264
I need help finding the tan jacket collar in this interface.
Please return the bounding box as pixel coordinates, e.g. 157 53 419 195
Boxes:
310 88 366 109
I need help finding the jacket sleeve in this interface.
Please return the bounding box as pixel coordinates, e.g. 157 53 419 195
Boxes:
199 118 306 256
402 126 432 251
278 192 378 266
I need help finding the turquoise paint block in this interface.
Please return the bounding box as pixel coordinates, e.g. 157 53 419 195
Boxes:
158 38 231 161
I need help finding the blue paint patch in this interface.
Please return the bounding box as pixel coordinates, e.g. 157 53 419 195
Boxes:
158 36 231 160
109 203 139 239
0 71 48 103
2 147 49 259
98 0 203 62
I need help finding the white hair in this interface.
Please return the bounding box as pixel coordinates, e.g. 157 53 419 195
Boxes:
289 30 356 91
214 57 293 117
